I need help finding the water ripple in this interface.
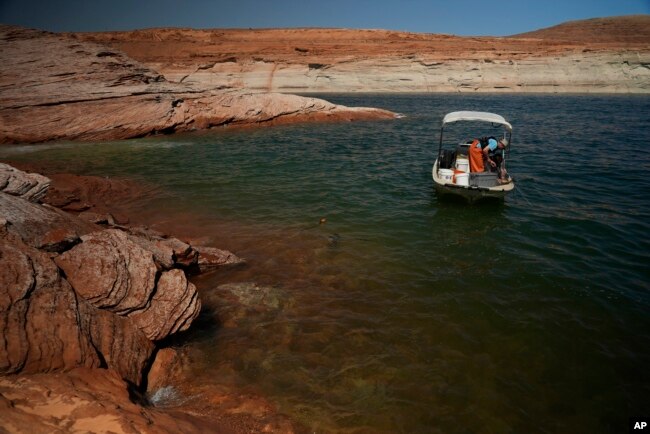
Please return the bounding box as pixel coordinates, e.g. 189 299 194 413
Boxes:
2 94 649 434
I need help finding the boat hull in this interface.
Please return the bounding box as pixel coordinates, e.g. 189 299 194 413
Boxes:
432 159 514 203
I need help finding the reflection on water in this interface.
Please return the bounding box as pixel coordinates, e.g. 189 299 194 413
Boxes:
2 94 649 433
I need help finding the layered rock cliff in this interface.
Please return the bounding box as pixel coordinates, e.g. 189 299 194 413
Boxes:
77 15 650 93
0 164 287 433
0 168 203 386
0 25 396 144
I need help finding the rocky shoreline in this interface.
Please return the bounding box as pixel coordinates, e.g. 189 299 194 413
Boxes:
0 25 397 144
0 21 399 432
0 162 297 433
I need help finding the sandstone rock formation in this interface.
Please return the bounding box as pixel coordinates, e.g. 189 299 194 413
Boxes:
38 171 152 215
54 228 201 341
0 167 202 383
0 235 154 386
0 191 96 252
147 348 182 393
55 229 158 313
0 25 396 144
0 237 97 375
0 368 231 434
79 16 650 93
131 269 200 341
0 163 50 202
126 226 199 270
197 245 246 271
0 164 300 432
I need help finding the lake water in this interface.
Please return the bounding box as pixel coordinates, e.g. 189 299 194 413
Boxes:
2 94 650 433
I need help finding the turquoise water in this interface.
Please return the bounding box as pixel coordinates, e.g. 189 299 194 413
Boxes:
2 94 649 433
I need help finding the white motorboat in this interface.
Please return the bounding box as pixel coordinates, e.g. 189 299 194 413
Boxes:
432 111 515 202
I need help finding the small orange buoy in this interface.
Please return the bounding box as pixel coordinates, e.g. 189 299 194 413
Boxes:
319 218 327 225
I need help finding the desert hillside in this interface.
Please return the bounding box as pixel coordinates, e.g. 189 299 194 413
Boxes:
75 15 650 93
512 15 650 43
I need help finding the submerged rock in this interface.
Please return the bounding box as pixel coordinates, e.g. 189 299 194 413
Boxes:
196 245 246 271
77 210 109 224
218 282 286 310
202 282 292 330
40 171 148 217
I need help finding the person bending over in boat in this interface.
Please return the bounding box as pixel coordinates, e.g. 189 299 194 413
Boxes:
468 137 508 173
491 150 512 184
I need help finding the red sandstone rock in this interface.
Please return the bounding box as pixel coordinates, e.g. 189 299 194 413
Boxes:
0 368 232 434
197 245 246 271
80 305 154 386
55 228 201 341
513 15 650 43
0 237 97 375
129 269 201 341
0 192 95 252
0 163 50 202
147 348 182 392
0 163 300 432
85 16 650 67
161 236 200 268
0 25 396 144
0 178 198 385
0 236 153 386
55 229 158 313
74 16 650 94
38 171 156 216
127 227 199 270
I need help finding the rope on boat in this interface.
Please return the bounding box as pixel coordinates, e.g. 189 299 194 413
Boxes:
514 181 533 207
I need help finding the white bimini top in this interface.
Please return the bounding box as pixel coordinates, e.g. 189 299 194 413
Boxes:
442 111 512 131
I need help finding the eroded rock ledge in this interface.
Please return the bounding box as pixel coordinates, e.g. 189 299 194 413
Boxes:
0 164 277 433
0 169 215 384
0 25 396 144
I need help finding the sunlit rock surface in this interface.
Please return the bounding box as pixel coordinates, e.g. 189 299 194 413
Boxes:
0 26 396 144
79 16 650 94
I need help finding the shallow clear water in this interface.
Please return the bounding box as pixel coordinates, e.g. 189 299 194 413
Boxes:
3 94 650 433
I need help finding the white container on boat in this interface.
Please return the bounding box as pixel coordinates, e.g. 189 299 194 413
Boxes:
438 169 454 183
455 172 469 186
455 158 469 173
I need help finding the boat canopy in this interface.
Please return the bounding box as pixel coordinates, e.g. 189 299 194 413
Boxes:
442 111 512 131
